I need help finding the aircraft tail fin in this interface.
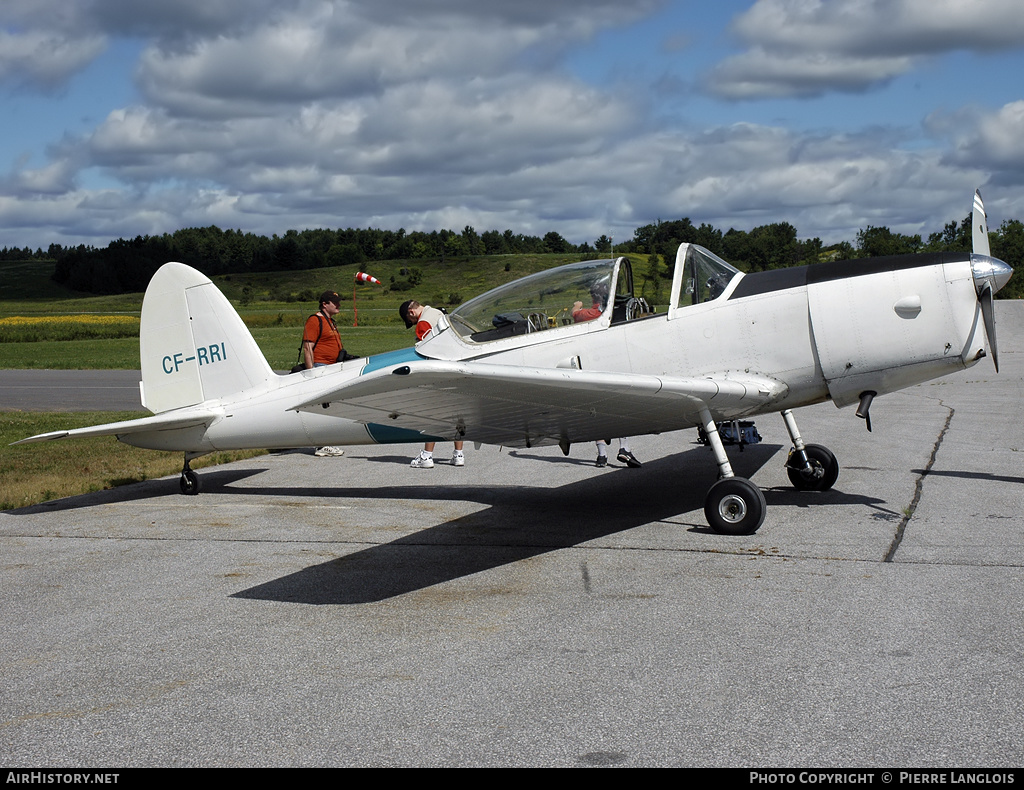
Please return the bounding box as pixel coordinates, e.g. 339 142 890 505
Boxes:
139 262 275 413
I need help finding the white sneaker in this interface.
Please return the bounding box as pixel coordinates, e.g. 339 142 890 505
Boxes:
410 452 434 468
450 451 465 466
314 446 345 457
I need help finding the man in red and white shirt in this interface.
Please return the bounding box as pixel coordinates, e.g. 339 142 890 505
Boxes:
398 300 465 468
399 300 445 342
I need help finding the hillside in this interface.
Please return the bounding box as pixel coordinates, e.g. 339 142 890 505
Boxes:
0 253 645 369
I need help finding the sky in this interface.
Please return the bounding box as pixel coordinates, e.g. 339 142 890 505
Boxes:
4 0 1024 251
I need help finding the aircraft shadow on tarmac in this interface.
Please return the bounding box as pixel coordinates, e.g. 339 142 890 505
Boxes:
5 468 267 514
910 468 1024 486
5 443 895 603
229 444 891 605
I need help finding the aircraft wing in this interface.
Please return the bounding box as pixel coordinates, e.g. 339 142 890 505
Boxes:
292 360 787 447
12 409 220 445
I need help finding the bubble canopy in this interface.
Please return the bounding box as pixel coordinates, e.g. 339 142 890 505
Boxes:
447 258 620 342
445 248 741 343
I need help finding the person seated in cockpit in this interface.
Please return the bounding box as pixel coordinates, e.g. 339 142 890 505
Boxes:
572 282 609 323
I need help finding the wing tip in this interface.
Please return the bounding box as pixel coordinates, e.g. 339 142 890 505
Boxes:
10 431 72 446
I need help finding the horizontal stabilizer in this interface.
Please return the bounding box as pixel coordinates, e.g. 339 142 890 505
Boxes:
12 410 219 446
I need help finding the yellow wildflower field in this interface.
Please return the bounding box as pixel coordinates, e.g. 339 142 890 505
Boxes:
0 314 140 342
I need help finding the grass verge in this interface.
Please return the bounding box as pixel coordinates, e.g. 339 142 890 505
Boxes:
1 410 267 510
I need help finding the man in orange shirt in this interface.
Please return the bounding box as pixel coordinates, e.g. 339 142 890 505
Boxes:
303 291 345 369
304 291 346 457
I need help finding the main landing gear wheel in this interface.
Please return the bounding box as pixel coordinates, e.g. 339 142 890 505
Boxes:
179 468 201 495
786 443 839 492
704 477 766 535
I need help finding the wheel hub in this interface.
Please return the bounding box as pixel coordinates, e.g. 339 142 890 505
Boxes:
718 493 748 523
800 460 824 481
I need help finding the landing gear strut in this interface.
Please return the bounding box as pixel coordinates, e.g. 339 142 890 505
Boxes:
781 409 839 492
699 407 766 535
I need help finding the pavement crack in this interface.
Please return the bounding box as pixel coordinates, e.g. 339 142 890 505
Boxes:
883 400 954 563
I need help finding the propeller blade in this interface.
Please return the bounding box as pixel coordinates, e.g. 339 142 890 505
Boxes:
973 190 991 256
970 189 1010 373
979 281 999 373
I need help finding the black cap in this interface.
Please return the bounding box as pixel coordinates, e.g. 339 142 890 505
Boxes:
319 290 340 306
399 300 415 328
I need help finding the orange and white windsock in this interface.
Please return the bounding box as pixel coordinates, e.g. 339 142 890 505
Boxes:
354 272 381 285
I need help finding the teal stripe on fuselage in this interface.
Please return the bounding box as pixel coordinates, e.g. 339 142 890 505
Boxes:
361 345 425 374
361 346 443 443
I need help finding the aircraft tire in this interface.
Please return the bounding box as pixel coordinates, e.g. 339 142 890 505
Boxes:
179 470 202 495
704 477 766 535
787 444 839 492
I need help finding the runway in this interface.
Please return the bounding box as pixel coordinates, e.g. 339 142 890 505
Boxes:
0 369 143 411
1 304 1022 766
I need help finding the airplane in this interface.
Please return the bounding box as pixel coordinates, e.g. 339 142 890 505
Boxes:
14 191 1013 535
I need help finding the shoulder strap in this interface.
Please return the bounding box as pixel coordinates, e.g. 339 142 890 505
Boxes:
296 314 325 364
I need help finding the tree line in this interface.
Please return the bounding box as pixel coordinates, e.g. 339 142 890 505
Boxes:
3 213 1020 298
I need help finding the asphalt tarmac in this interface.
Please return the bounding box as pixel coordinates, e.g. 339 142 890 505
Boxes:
2 304 1023 767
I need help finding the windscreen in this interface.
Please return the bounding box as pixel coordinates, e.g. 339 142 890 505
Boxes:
449 259 618 342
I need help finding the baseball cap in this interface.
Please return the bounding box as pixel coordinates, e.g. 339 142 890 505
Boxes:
399 300 415 328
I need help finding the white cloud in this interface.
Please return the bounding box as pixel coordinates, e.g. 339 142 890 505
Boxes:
0 1 106 89
708 0 1024 99
929 100 1024 184
129 1 638 119
0 30 106 90
707 49 914 99
731 0 1024 55
4 109 986 249
9 159 79 195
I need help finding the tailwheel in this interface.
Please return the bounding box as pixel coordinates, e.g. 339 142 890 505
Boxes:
786 443 839 492
179 469 201 495
704 477 766 535
179 456 202 495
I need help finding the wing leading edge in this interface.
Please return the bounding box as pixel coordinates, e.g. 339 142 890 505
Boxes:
292 360 787 448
